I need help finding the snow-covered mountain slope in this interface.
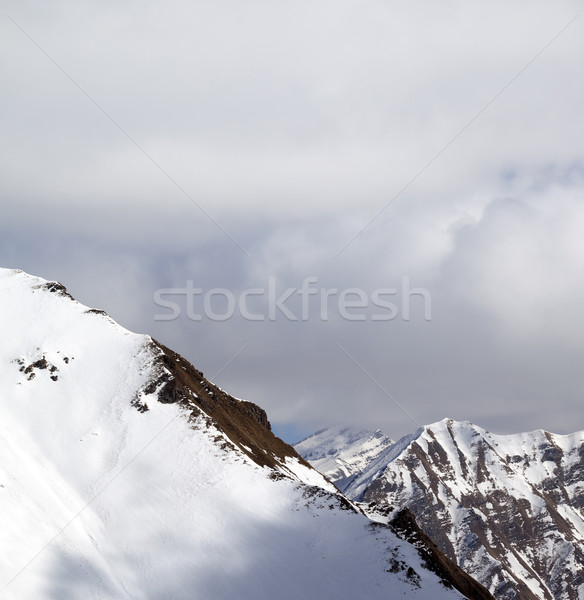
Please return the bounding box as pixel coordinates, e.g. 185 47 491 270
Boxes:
294 426 395 493
310 418 584 600
0 269 477 600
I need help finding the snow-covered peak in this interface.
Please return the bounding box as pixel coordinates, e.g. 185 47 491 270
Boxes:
0 268 329 484
419 418 584 493
294 426 395 493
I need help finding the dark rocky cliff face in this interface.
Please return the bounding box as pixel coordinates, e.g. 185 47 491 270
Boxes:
141 340 309 471
357 420 584 600
389 509 495 600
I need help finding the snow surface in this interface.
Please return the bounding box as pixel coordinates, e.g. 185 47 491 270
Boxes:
0 269 465 600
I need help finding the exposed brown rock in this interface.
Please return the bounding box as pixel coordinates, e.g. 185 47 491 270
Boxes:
389 509 495 600
144 339 311 471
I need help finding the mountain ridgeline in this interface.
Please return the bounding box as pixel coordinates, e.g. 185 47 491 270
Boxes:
0 268 492 600
296 420 584 600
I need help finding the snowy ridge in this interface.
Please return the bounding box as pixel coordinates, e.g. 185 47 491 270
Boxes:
0 269 471 599
344 427 424 500
306 418 584 600
294 426 396 493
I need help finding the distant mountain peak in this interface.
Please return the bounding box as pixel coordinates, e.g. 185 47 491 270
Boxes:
294 425 395 493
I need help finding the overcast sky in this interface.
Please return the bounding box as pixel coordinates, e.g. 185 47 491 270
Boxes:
2 0 583 443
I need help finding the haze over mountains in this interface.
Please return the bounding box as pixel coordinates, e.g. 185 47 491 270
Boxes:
296 421 584 600
0 268 490 599
294 426 396 494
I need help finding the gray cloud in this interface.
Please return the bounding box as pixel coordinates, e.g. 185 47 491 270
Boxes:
2 1 583 442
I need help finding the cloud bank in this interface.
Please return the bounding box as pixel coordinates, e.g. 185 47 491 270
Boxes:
2 0 583 440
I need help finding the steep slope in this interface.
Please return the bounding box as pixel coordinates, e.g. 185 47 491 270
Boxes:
294 426 395 493
313 419 584 600
0 269 471 600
